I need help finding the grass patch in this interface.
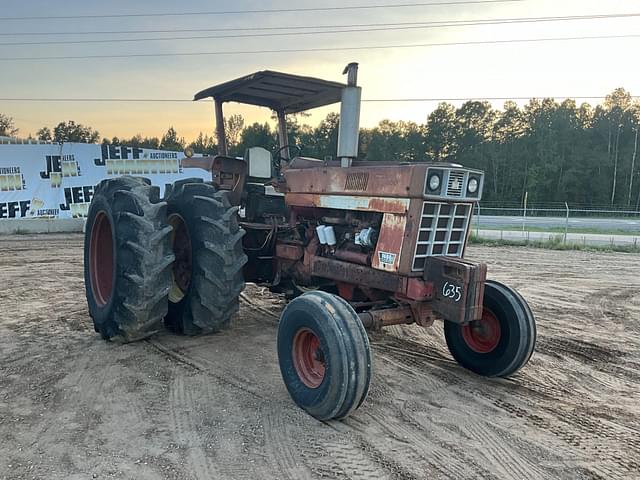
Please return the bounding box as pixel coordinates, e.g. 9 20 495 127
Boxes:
469 234 640 254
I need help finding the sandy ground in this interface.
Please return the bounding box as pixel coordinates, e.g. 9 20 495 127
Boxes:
0 234 639 480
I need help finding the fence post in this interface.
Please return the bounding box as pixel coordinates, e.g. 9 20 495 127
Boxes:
564 202 569 244
522 191 528 233
476 202 480 238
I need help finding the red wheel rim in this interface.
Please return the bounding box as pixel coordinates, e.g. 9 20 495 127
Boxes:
168 214 192 303
89 211 114 307
292 328 326 388
462 308 501 353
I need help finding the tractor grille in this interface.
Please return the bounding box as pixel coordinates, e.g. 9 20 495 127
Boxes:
412 202 472 271
345 172 369 191
446 170 465 197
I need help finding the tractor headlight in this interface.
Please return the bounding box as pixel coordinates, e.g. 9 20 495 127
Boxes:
428 174 441 191
467 177 479 194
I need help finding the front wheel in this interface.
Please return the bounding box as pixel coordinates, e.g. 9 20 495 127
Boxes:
444 280 536 377
277 291 372 420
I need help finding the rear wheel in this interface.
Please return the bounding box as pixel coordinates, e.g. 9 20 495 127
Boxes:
164 178 247 335
84 176 173 342
277 291 372 420
444 280 536 377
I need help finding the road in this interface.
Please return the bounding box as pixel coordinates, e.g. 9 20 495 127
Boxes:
476 215 640 232
477 229 640 247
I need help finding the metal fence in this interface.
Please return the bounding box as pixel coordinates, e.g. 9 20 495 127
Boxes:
477 201 640 217
472 203 640 248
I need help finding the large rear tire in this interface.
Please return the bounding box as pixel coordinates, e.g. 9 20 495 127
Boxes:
444 280 536 377
84 176 173 342
164 178 247 335
277 291 372 420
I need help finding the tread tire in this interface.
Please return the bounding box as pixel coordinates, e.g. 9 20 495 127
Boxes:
164 178 247 335
444 280 536 377
84 176 173 342
277 291 372 420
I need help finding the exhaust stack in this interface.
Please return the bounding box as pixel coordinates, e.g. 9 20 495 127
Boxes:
337 63 362 168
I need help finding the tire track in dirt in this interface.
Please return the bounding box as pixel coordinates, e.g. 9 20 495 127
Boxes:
262 409 308 480
368 333 611 480
168 373 218 480
491 397 639 479
463 421 544 479
151 333 303 480
342 379 479 480
147 337 267 401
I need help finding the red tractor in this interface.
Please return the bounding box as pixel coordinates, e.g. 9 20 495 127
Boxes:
84 63 536 420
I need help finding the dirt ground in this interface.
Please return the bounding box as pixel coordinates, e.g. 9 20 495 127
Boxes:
0 234 639 480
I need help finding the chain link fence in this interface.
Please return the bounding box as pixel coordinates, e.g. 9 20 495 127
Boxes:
472 203 640 248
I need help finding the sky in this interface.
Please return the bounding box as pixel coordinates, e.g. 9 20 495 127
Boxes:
1 0 639 142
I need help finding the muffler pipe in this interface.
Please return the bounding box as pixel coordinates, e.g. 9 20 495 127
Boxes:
337 62 361 168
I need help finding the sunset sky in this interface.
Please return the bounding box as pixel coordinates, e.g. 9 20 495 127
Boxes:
1 0 639 142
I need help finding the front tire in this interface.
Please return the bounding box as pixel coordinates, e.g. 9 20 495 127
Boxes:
277 291 372 420
84 176 173 342
444 280 536 377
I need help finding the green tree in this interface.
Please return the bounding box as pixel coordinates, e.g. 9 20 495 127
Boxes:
160 126 185 151
188 132 217 155
225 114 245 155
492 101 525 200
50 121 100 143
0 114 18 137
36 126 52 142
310 112 340 158
362 120 425 162
424 103 458 161
455 101 496 193
237 122 277 154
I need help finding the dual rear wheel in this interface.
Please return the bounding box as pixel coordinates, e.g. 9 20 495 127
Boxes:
84 176 245 341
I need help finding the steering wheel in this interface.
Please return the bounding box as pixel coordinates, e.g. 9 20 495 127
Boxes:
273 144 302 175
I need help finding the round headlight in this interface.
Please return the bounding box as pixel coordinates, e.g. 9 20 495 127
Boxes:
428 174 441 191
468 177 479 194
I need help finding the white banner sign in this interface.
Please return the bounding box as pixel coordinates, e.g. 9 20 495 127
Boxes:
0 143 209 219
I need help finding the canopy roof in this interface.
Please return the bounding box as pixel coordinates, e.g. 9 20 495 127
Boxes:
193 70 345 114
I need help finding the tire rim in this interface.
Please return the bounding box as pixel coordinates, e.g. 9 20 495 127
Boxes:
462 308 501 354
292 328 326 388
168 214 192 303
89 211 114 307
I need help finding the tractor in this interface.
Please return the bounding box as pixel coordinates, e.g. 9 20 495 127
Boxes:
84 63 536 421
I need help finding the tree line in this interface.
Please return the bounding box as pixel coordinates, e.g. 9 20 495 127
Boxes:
2 87 639 209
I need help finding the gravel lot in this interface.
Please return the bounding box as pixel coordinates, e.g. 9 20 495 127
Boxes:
0 234 638 480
